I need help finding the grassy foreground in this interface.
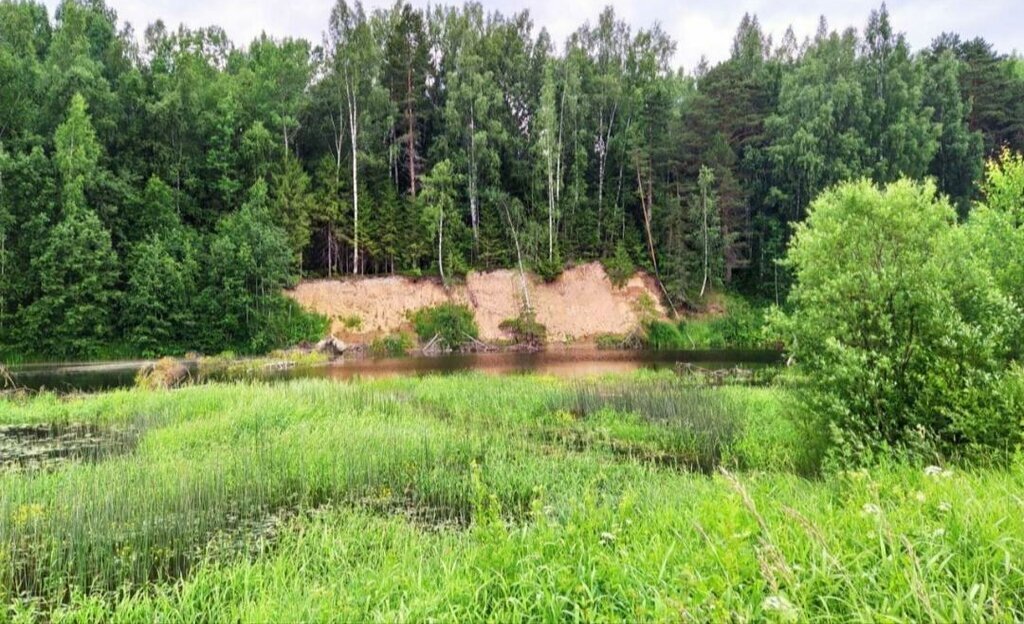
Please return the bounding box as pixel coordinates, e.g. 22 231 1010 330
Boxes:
1 373 1022 621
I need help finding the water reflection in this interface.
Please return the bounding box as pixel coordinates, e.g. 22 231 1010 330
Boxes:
6 348 781 393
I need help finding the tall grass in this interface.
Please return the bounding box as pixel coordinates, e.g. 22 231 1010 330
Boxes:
553 379 740 472
1 374 1023 621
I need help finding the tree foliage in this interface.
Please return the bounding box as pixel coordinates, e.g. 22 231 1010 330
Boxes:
1 0 1023 358
773 179 1021 464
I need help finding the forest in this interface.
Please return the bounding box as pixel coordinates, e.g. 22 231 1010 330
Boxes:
2 0 1024 358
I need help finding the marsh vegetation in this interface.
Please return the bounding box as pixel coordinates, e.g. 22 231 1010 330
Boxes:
1 373 1022 620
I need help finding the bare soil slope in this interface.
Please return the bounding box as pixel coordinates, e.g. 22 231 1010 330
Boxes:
287 262 665 343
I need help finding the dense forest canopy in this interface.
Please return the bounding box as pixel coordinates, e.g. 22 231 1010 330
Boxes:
2 0 1023 358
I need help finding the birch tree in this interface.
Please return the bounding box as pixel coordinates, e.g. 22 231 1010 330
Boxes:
535 60 560 261
440 5 503 253
420 159 458 284
326 0 381 274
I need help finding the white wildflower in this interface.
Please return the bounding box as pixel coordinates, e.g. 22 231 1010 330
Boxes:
762 595 799 620
938 501 952 513
932 528 945 538
599 531 616 544
925 466 954 478
862 503 881 515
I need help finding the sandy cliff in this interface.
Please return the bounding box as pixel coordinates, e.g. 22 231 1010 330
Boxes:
286 262 665 343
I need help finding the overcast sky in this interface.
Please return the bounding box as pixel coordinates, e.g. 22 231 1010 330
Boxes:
44 0 1021 71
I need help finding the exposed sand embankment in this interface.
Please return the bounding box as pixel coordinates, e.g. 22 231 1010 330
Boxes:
286 262 665 342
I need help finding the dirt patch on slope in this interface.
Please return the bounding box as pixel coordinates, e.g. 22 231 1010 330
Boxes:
286 262 665 343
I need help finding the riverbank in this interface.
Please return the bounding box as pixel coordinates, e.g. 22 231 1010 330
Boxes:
286 262 668 343
2 373 1021 620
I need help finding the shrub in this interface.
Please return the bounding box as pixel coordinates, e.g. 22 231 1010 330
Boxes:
633 292 659 323
709 297 767 347
248 297 330 354
643 321 684 349
675 298 769 349
409 303 479 350
369 333 413 358
772 179 1021 465
499 313 547 346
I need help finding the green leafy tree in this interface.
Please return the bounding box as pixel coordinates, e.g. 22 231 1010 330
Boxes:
437 4 505 258
135 175 179 236
22 204 119 357
324 0 387 274
197 180 296 352
965 150 1024 357
933 35 1024 156
860 6 938 183
235 35 312 156
767 23 869 221
420 159 459 282
0 148 12 337
772 178 1019 465
53 93 101 208
0 1 49 149
535 59 561 262
922 49 983 212
123 231 198 356
383 2 430 198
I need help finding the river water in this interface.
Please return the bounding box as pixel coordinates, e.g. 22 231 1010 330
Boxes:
5 348 781 393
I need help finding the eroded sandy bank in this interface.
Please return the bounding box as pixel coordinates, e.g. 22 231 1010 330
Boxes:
286 262 666 342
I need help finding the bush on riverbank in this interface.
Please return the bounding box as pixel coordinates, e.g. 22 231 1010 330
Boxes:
498 313 547 346
369 333 414 357
773 178 1023 466
638 295 770 350
409 303 479 350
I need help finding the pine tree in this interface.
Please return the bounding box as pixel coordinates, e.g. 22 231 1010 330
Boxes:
271 154 314 267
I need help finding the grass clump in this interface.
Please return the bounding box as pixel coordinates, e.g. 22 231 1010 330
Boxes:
638 295 771 350
595 331 644 350
409 303 479 351
368 333 414 358
678 296 770 348
337 314 362 330
196 350 327 380
134 357 190 390
552 379 741 472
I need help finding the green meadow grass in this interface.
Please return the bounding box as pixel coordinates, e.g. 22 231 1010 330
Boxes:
1 373 1022 621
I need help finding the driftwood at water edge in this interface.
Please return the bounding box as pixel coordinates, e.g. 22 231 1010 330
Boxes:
421 333 442 355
